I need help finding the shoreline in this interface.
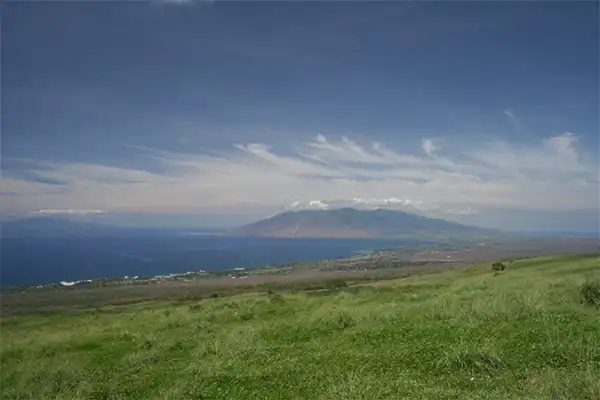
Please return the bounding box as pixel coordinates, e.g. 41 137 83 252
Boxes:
3 236 597 293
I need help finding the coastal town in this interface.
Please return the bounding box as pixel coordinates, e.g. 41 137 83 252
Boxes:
17 236 598 293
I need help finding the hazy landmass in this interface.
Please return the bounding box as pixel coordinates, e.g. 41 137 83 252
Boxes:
234 208 506 240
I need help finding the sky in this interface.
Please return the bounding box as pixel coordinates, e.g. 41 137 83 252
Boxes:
1 0 599 231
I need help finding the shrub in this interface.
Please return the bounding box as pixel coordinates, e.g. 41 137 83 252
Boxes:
222 302 239 309
325 279 348 289
188 304 203 312
233 310 254 321
267 290 285 304
492 262 506 272
580 280 600 306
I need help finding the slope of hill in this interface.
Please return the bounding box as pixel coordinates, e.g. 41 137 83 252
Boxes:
1 253 599 399
234 208 501 239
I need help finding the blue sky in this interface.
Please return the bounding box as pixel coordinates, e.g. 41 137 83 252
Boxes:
2 1 598 231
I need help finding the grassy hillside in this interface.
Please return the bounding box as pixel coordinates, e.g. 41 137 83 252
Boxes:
1 253 599 399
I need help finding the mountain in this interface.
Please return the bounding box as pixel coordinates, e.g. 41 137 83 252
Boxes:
234 208 502 240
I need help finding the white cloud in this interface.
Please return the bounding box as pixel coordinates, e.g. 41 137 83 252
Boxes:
0 134 597 224
35 209 106 215
286 200 330 210
421 138 437 157
306 135 423 165
467 132 586 177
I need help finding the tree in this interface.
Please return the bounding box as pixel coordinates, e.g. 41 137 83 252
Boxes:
492 262 506 272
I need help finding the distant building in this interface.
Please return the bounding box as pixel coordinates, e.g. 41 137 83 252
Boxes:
59 279 91 287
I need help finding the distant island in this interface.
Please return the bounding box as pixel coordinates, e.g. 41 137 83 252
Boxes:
234 208 504 240
0 217 226 238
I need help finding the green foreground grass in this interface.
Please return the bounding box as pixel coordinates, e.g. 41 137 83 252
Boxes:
1 253 599 399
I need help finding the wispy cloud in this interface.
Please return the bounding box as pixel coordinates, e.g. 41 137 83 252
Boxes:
1 133 597 222
35 209 106 215
503 109 531 138
421 138 438 158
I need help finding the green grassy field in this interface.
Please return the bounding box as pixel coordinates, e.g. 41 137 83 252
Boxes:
1 253 599 399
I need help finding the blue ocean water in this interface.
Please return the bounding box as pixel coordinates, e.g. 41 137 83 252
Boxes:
0 235 433 287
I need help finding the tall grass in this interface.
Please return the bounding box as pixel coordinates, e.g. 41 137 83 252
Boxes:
1 253 599 399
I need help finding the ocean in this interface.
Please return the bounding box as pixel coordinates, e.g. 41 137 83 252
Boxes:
0 235 433 287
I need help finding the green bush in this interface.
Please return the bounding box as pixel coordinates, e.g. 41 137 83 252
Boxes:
188 304 203 312
267 290 285 304
492 262 506 272
580 280 600 305
325 279 348 289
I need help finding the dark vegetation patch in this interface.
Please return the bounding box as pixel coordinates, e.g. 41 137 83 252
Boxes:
492 262 506 271
580 280 600 306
